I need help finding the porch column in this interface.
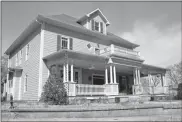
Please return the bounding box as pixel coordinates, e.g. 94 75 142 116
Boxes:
162 75 166 86
148 74 151 86
137 69 141 85
161 74 164 87
63 63 66 82
113 65 117 84
66 63 69 82
71 63 74 82
135 68 138 85
110 65 113 84
133 69 136 85
105 66 108 84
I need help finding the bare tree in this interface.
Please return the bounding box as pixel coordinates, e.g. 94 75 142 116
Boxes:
166 61 182 86
1 55 8 82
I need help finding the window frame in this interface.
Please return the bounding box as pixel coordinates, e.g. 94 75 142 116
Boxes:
24 74 28 92
15 53 19 66
94 21 100 32
25 44 29 61
19 49 22 64
61 36 69 49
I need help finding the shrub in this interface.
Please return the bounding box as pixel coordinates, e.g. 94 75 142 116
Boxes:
177 83 182 100
40 76 68 105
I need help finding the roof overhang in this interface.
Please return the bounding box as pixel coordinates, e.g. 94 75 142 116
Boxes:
43 49 108 63
5 12 139 55
5 20 41 55
37 15 139 49
77 8 110 26
141 63 169 75
8 66 23 72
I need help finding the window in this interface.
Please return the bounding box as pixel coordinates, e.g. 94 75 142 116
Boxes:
57 35 73 51
19 50 22 64
75 72 78 83
16 53 19 66
9 80 13 88
25 44 29 60
87 43 91 49
69 71 71 81
60 70 63 81
61 37 68 49
95 48 100 55
95 21 99 31
100 22 103 33
91 19 104 34
24 74 28 92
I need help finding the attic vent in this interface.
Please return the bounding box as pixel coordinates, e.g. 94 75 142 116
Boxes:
87 43 91 49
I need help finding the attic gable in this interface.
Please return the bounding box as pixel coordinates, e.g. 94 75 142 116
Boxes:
77 8 110 26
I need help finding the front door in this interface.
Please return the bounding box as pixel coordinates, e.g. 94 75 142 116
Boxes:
119 76 130 94
93 75 105 85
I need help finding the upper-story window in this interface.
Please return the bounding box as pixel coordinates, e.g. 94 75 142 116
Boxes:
15 53 19 66
19 49 22 64
91 20 104 34
62 37 68 49
25 44 29 61
24 74 28 92
57 35 73 51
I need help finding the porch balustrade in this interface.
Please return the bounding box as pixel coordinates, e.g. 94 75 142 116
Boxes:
76 84 106 96
99 44 141 58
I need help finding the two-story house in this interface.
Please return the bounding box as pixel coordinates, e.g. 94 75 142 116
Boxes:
4 9 168 101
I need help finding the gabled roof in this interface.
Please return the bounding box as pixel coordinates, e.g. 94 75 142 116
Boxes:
5 11 139 55
77 8 110 26
38 14 139 49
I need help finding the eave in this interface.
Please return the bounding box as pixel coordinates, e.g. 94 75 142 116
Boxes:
37 15 139 49
4 20 41 55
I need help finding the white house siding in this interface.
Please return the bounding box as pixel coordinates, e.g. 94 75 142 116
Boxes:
43 23 108 55
40 23 109 89
13 71 21 100
9 28 41 100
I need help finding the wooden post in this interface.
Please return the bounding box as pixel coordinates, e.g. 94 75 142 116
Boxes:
63 63 66 82
138 69 140 84
66 63 69 82
71 63 74 82
110 65 113 84
105 66 108 84
135 68 138 85
113 65 116 84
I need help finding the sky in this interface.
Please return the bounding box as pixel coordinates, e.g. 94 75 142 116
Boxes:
1 1 181 68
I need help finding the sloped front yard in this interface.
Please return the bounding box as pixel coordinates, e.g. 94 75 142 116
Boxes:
2 100 182 120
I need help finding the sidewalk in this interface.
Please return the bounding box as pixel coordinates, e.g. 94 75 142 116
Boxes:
3 115 182 121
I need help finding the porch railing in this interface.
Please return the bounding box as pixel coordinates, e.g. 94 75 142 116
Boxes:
99 44 141 58
76 84 106 96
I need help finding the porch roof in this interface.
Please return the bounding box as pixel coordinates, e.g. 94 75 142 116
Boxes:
8 66 23 72
141 63 168 75
43 49 108 63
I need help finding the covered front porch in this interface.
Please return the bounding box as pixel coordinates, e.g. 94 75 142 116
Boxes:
43 50 167 97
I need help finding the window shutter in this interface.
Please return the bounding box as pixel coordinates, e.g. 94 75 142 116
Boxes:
100 22 103 33
91 19 95 31
69 38 73 50
57 35 61 51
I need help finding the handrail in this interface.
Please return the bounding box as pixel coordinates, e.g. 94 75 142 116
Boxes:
99 45 140 57
76 84 106 96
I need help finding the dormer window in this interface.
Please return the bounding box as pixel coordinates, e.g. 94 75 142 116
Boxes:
95 21 99 31
91 20 103 34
